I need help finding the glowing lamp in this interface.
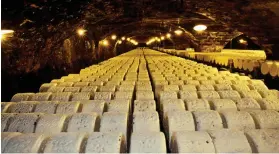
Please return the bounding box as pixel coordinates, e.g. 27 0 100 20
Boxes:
193 25 207 32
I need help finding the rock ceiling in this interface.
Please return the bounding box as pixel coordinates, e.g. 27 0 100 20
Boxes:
1 0 279 74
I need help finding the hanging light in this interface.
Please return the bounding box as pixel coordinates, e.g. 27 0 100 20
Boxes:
77 28 86 36
102 40 109 46
121 36 126 40
174 29 183 36
127 38 131 41
160 36 165 40
118 40 122 44
1 30 14 40
193 25 207 32
238 39 247 44
166 33 171 38
111 35 117 40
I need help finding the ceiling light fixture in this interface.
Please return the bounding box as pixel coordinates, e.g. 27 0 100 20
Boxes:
166 33 171 38
111 35 117 40
77 28 86 36
193 25 207 32
174 29 183 35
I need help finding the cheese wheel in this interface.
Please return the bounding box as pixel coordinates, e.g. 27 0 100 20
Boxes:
67 113 100 132
34 101 58 113
94 92 112 100
192 110 223 131
164 111 195 142
171 131 215 153
57 82 74 87
210 99 237 111
198 91 220 99
56 102 80 114
269 62 279 77
43 132 86 153
7 113 42 133
129 132 166 153
1 102 14 113
64 87 81 92
50 92 72 101
134 100 156 112
100 112 128 147
185 99 210 111
261 61 273 75
258 89 279 99
114 91 134 100
239 90 262 100
81 100 105 115
107 100 130 113
35 114 67 134
218 90 241 99
1 132 22 152
208 129 252 153
99 85 116 92
233 98 261 110
85 132 126 153
249 110 279 129
73 82 90 87
245 129 279 153
132 111 160 132
71 92 92 101
39 83 57 92
9 102 37 113
220 111 255 130
1 113 15 132
80 86 98 92
197 85 215 91
3 133 47 153
257 98 279 111
214 84 232 91
10 93 34 102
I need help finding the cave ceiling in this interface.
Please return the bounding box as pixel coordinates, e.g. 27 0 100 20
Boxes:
2 0 279 48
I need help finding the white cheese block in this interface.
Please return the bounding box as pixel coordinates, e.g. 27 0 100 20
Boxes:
159 91 178 102
220 111 255 130
7 113 41 133
10 93 34 102
132 111 160 132
218 90 241 99
198 91 220 99
99 85 116 92
185 99 210 111
30 92 52 101
67 113 100 132
180 85 197 91
197 85 214 91
57 82 74 87
239 90 262 100
257 98 279 111
100 112 128 147
94 92 112 100
80 86 98 92
35 114 67 134
171 131 215 153
165 111 195 142
210 99 237 111
81 100 105 115
233 98 261 110
50 92 72 101
39 83 57 92
1 102 14 113
245 129 279 153
129 132 166 153
34 101 58 113
85 132 125 153
1 113 14 132
71 92 92 101
107 100 130 113
193 110 223 131
64 87 81 92
56 102 80 114
134 100 156 112
1 132 22 152
136 91 154 100
179 91 198 100
73 82 90 87
114 91 134 101
3 133 47 153
9 102 37 113
43 132 86 153
208 129 252 153
249 110 279 129
47 86 65 92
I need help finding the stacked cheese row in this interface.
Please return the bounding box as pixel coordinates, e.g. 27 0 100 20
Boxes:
145 49 279 153
1 49 166 153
